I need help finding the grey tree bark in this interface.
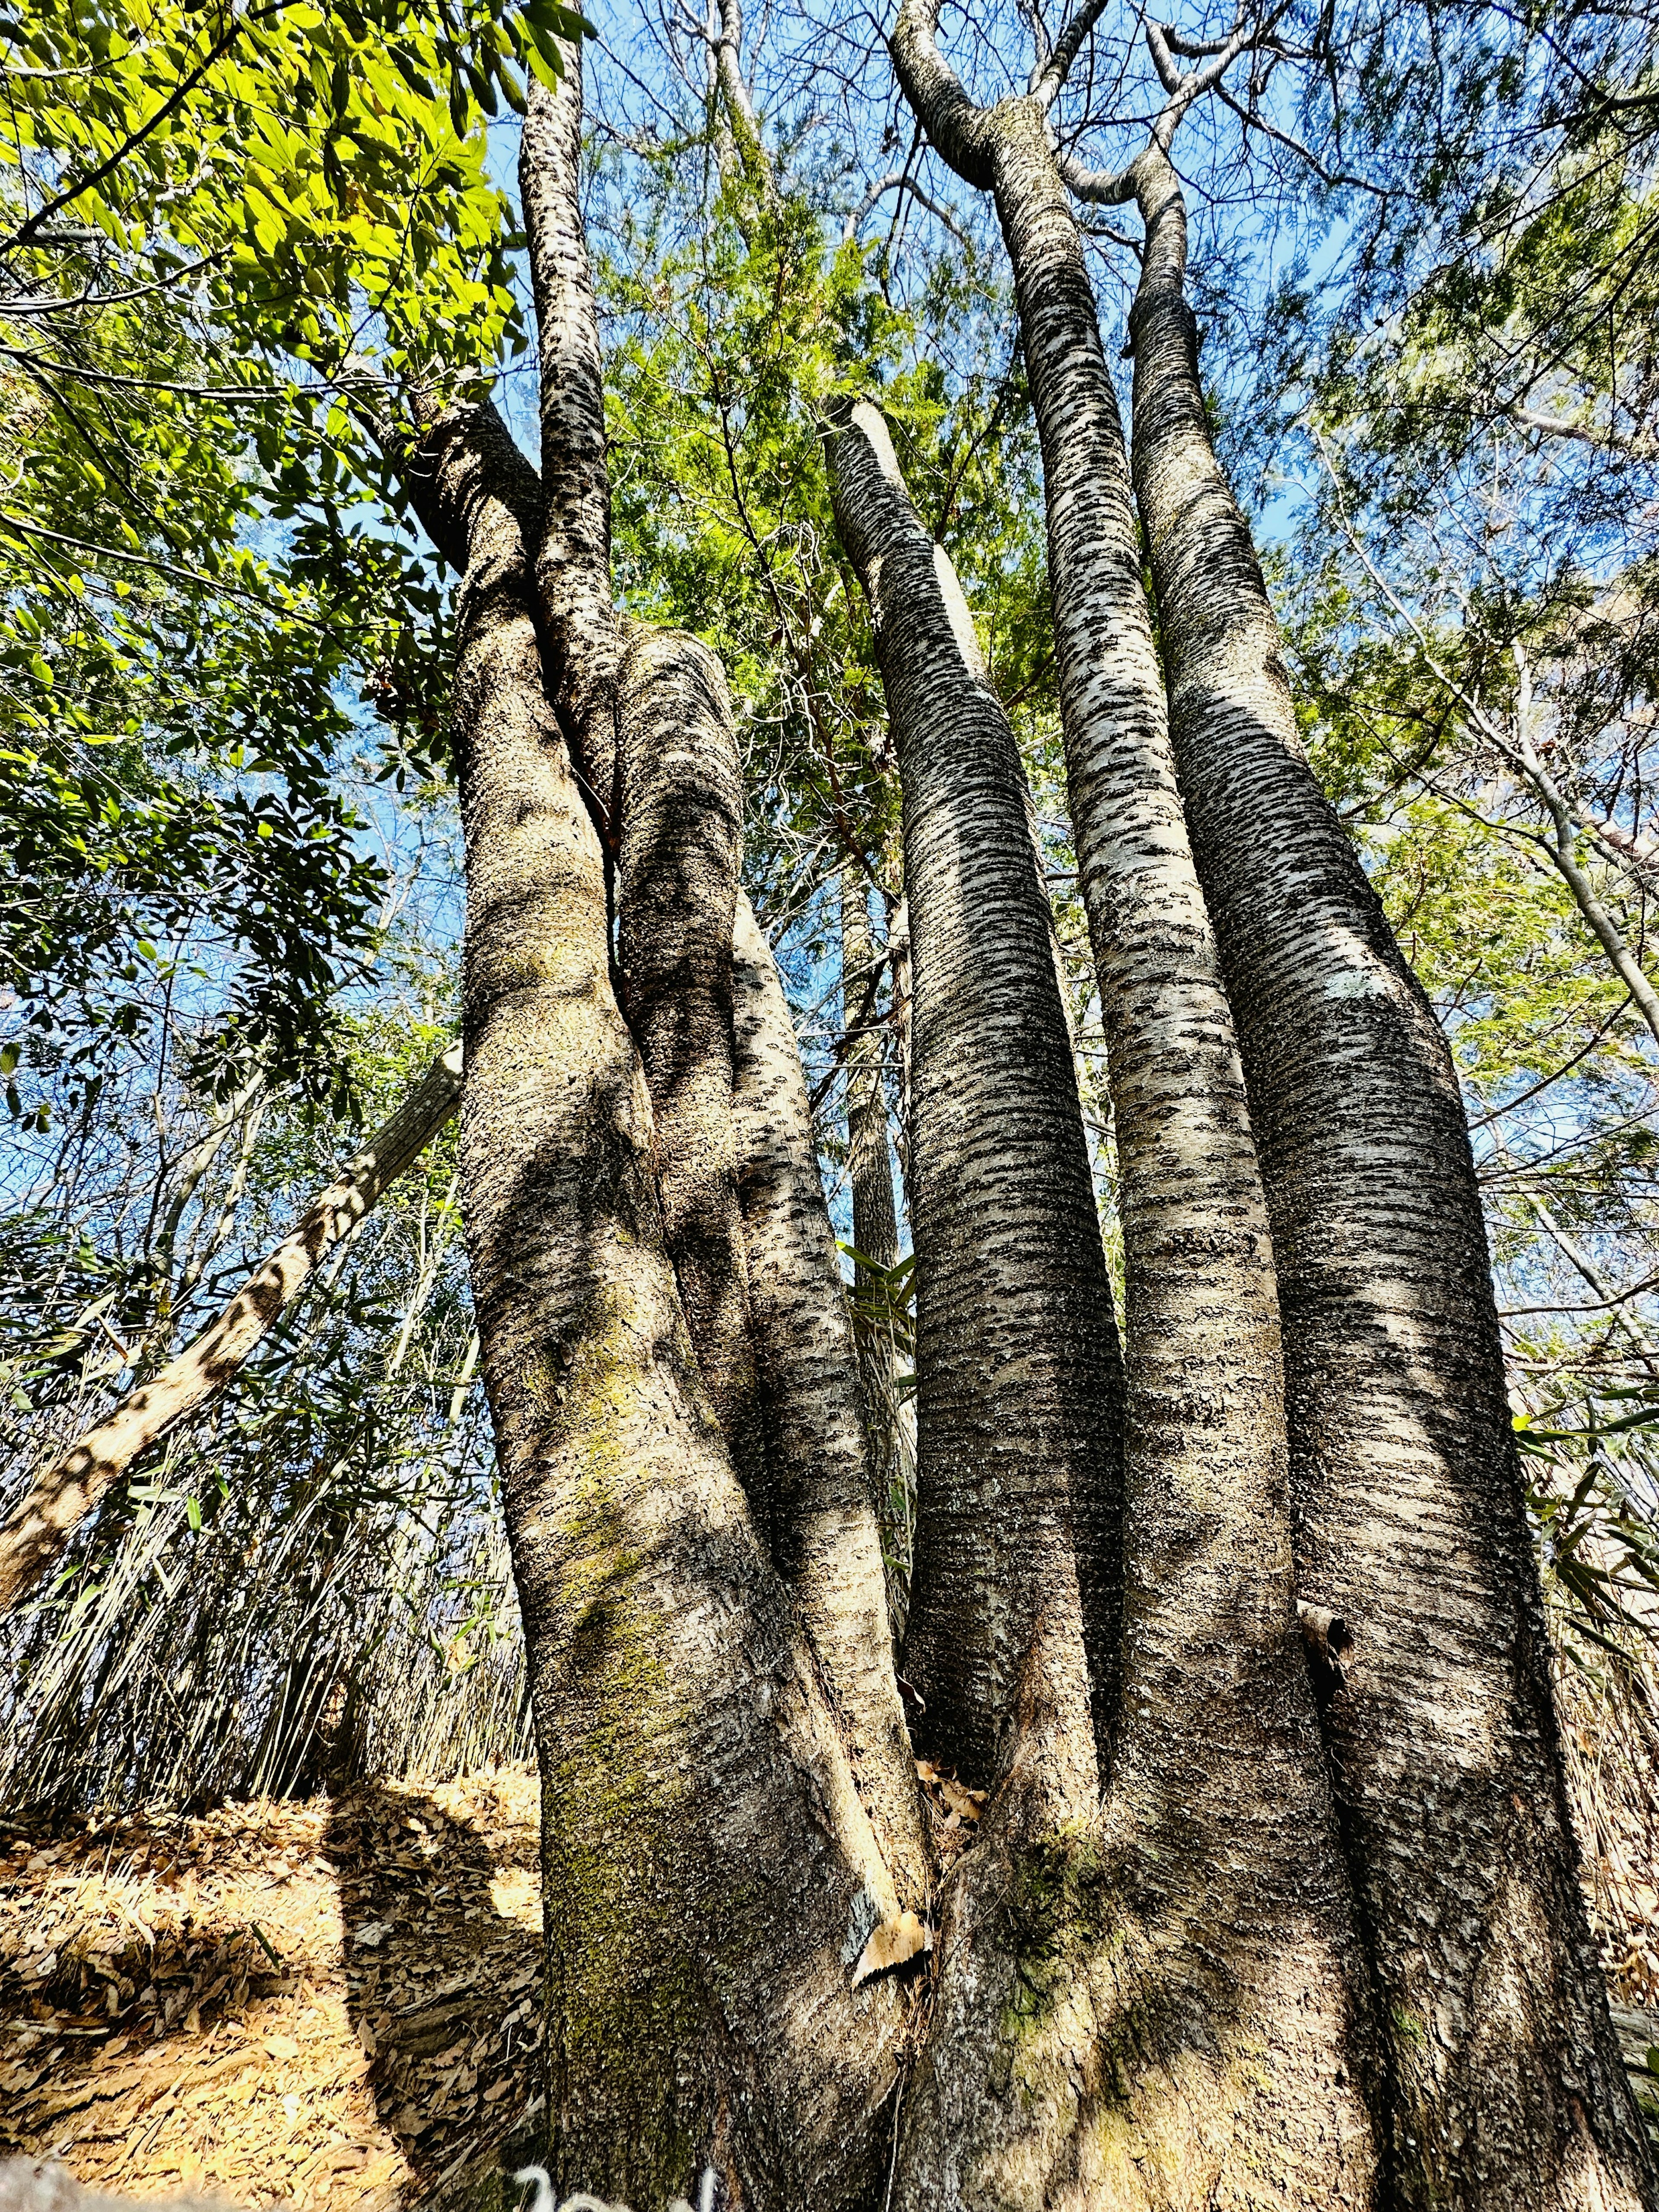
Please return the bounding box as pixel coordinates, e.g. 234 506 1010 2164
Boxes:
826 397 1123 1794
521 60 619 829
423 391 911 2208
1116 132 1656 2210
616 625 762 1479
393 46 940 2198
830 395 1379 2212
731 887 931 1905
0 1044 461 1615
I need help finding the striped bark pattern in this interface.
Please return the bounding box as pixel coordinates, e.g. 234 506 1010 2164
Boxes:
521 54 619 822
981 116 1379 2212
827 397 1123 1796
616 626 761 1481
731 890 931 1905
831 386 1379 2209
1126 144 1656 2209
997 98 1384 2197
433 401 911 2207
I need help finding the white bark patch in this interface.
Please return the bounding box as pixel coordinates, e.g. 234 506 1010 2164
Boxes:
1322 967 1392 1001
931 544 987 678
849 398 907 487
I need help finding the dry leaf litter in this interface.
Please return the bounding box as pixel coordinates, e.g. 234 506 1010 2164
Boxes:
0 1767 543 2210
3 1746 1655 2204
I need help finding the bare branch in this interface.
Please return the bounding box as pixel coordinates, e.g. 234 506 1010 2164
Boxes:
842 165 966 242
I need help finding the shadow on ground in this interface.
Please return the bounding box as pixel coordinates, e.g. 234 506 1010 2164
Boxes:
321 1776 547 2206
0 1767 547 2211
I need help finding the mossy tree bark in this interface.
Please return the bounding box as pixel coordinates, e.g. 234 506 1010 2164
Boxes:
386 44 937 2200
420 390 911 2208
1117 136 1657 2211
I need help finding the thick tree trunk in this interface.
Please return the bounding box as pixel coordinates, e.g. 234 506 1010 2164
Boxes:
0 1045 461 1615
831 393 1379 2210
827 397 1124 1794
616 625 762 1477
730 888 932 1905
985 101 1386 2194
429 397 910 2206
1125 142 1656 2209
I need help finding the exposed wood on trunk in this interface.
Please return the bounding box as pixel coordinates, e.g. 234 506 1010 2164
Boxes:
431 398 909 2206
1122 135 1656 2208
0 1046 462 1616
730 889 931 1904
830 391 1379 2209
826 395 1121 1796
615 626 761 1478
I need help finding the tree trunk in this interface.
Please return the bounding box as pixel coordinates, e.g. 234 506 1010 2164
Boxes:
840 868 899 1307
984 100 1386 2195
429 394 910 2206
616 624 762 1478
521 56 619 829
888 892 914 1201
830 392 1380 2210
827 397 1124 1795
730 887 932 1905
1125 140 1656 2209
0 1043 461 1615
838 867 914 1632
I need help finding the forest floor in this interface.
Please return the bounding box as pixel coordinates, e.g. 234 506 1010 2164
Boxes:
0 1766 544 2212
1 1754 1657 2209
